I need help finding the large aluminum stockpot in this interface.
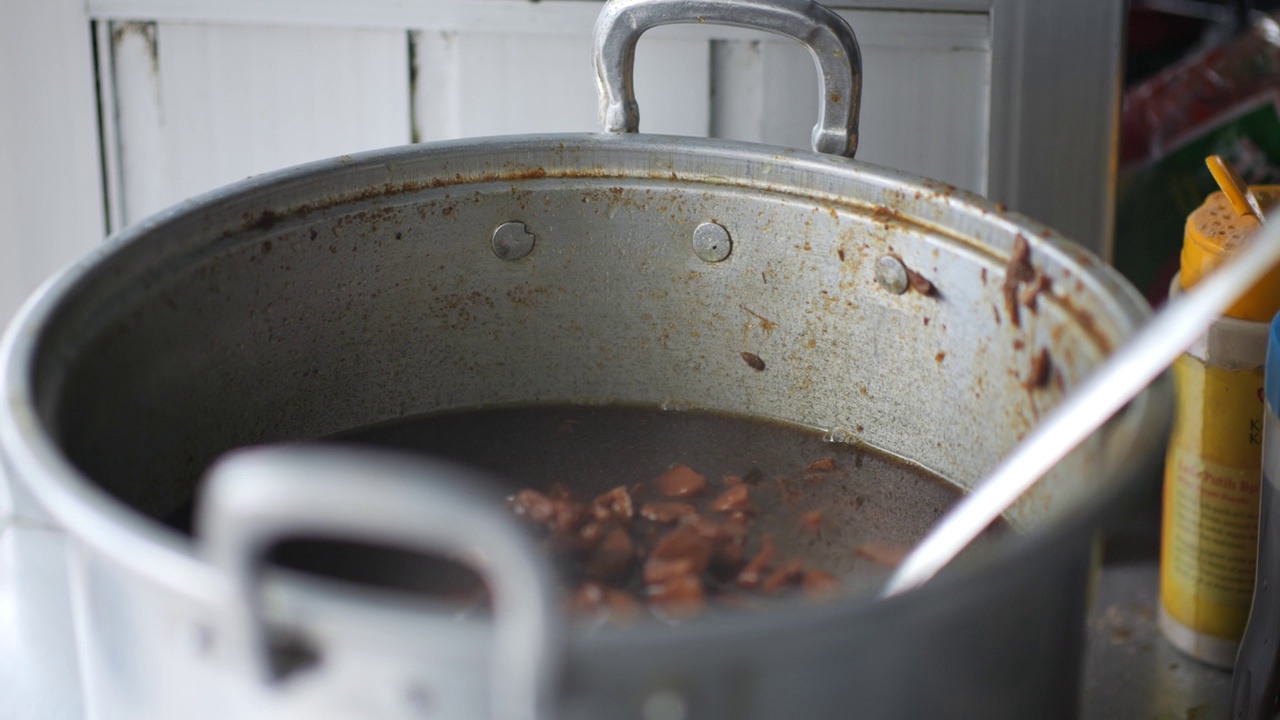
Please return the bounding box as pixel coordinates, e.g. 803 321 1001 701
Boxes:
1 1 1170 719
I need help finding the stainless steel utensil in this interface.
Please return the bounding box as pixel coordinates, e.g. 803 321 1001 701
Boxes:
887 203 1280 596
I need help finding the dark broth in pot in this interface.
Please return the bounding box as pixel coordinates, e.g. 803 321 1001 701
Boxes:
167 404 1009 620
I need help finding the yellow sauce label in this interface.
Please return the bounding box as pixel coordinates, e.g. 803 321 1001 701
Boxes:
1160 354 1265 640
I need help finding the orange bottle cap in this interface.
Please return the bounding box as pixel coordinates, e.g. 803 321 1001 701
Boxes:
1182 187 1280 321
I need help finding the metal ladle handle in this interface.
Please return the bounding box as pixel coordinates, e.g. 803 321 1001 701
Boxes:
197 446 563 720
593 0 862 157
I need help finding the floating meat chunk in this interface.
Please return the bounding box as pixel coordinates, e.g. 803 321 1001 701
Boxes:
509 489 556 524
647 572 706 619
654 464 708 498
584 525 635 580
591 485 635 523
710 484 756 515
646 526 713 581
680 514 747 573
547 500 586 537
640 501 697 524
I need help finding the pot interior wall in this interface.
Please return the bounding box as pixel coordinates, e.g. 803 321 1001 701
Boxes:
30 138 1152 539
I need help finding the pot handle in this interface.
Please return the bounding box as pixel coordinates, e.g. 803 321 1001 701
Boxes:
593 0 862 158
197 445 562 720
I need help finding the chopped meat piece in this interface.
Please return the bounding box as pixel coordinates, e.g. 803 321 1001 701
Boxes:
648 526 713 577
547 499 586 536
654 464 708 498
640 501 696 524
509 489 555 523
647 572 705 619
501 422 935 622
644 555 700 585
800 510 823 531
678 514 748 574
736 536 777 589
585 526 634 580
591 486 634 523
578 520 605 548
710 484 756 515
855 542 910 568
762 560 804 593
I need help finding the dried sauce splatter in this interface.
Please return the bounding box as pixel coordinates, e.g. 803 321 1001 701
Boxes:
1002 235 1035 327
1025 347 1052 391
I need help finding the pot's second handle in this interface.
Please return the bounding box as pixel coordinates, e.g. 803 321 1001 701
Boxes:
197 446 562 720
593 0 862 157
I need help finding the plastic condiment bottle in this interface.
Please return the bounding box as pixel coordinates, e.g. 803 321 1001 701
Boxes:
1158 185 1280 668
1233 310 1280 717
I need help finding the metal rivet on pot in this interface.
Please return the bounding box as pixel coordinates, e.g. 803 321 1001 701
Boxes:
642 689 688 720
491 221 536 260
692 222 732 263
875 255 909 295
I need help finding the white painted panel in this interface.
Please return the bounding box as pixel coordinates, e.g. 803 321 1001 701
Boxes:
0 1 105 326
711 11 990 194
412 30 709 141
110 21 410 225
86 0 994 32
413 31 596 140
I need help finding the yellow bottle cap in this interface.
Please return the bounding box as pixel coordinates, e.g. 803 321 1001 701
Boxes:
1182 187 1280 321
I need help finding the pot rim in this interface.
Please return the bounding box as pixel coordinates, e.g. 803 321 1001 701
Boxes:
0 131 1171 633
